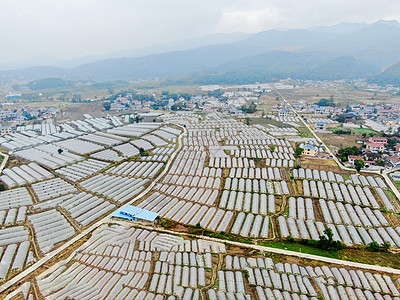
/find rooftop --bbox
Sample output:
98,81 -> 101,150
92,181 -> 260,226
301,144 -> 317,150
367,142 -> 385,147
111,205 -> 158,222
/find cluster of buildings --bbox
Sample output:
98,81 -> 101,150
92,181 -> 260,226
293,103 -> 347,117
289,100 -> 400,125
108,93 -> 201,112
109,93 -> 151,111
0,107 -> 60,127
275,78 -> 400,93
346,137 -> 400,168
108,88 -> 262,115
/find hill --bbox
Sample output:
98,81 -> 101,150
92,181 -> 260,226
368,61 -> 400,86
23,78 -> 73,90
190,52 -> 379,84
1,20 -> 400,85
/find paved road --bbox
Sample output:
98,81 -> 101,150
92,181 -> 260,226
0,125 -> 186,294
276,89 -> 400,205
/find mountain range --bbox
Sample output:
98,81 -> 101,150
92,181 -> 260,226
3,20 -> 400,85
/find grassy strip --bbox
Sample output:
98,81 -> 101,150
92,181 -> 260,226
161,220 -> 400,269
297,126 -> 314,138
258,241 -> 340,259
351,128 -> 379,135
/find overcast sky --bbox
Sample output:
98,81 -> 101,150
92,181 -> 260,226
1,0 -> 400,63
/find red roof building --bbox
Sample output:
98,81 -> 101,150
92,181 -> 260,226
368,137 -> 388,144
366,142 -> 385,152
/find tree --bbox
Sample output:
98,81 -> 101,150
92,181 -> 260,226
362,133 -> 367,138
354,159 -> 365,172
333,129 -> 351,135
139,147 -> 145,156
335,114 -> 346,123
57,148 -> 63,155
317,228 -> 343,251
139,147 -> 149,156
375,159 -> 385,166
387,138 -> 397,148
325,228 -> 334,242
295,147 -> 304,158
367,242 -> 380,252
102,102 -> 111,111
337,146 -> 362,162
241,102 -> 257,114
270,145 -> 276,152
383,241 -> 391,251
246,117 -> 251,126
316,98 -> 336,107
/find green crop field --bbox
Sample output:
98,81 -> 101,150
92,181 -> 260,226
352,128 -> 378,135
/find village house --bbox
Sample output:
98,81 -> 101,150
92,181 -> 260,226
368,137 -> 388,144
334,107 -> 346,114
364,160 -> 376,167
292,102 -> 304,111
323,107 -> 335,114
382,118 -> 397,126
278,109 -> 291,117
394,144 -> 400,156
300,144 -> 318,156
111,103 -> 127,111
0,126 -> 12,136
378,109 -> 393,117
315,122 -> 327,130
348,155 -> 363,165
344,113 -> 356,123
365,150 -> 382,161
306,105 -> 318,113
387,156 -> 400,167
314,107 -> 325,115
366,142 -> 385,152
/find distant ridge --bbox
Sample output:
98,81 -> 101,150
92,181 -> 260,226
1,20 -> 400,85
368,61 -> 400,86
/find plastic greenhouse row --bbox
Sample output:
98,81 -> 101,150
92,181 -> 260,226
0,187 -> 32,210
55,138 -> 104,155
0,162 -> 54,187
79,174 -> 148,204
293,168 -> 387,189
31,178 -> 77,202
28,209 -> 75,253
224,178 -> 290,195
228,167 -> 282,180
278,216 -> 400,248
55,159 -> 110,182
301,180 -> 385,209
106,161 -> 163,178
219,191 -> 276,215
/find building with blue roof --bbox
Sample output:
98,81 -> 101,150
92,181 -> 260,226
315,122 -> 327,130
111,205 -> 159,224
300,144 -> 318,156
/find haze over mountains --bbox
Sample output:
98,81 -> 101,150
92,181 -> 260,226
3,20 -> 400,85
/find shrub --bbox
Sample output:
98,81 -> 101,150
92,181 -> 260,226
367,242 -> 380,252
